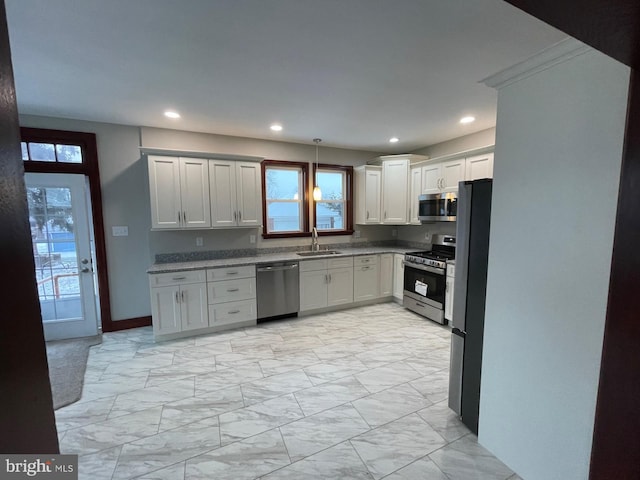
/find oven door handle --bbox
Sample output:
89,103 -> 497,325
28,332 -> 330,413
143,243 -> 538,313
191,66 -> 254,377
403,261 -> 445,276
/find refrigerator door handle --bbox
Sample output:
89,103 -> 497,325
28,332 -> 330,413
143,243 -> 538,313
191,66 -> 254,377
452,327 -> 466,338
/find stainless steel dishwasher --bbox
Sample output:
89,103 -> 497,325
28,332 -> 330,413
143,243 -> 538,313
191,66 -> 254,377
256,262 -> 299,320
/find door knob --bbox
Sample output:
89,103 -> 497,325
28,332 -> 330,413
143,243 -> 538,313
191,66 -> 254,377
81,258 -> 89,264
81,267 -> 90,273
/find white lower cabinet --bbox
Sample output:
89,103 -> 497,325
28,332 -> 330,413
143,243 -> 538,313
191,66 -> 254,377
393,253 -> 404,300
354,255 -> 379,302
149,270 -> 208,336
207,265 -> 257,328
379,254 -> 393,297
299,257 -> 354,311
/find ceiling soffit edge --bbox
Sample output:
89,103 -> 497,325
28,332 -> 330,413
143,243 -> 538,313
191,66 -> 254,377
481,37 -> 590,90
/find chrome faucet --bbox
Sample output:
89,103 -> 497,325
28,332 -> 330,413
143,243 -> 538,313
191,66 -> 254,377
311,227 -> 320,251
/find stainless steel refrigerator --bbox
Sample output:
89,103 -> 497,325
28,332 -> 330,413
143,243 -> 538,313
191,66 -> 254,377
448,178 -> 492,435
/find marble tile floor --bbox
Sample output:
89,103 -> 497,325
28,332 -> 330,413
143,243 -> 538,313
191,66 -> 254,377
56,302 -> 521,480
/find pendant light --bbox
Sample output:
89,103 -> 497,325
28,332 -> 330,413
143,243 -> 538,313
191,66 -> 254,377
313,138 -> 322,201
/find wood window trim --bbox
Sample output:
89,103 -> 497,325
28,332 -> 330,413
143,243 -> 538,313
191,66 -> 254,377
261,159 -> 310,238
312,163 -> 354,236
20,127 -> 116,332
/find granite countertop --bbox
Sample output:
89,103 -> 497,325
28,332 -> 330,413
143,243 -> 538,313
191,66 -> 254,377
148,246 -> 415,274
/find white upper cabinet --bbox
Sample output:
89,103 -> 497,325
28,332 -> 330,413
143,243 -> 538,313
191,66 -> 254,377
441,158 -> 466,192
148,155 -> 211,229
465,153 -> 494,181
421,163 -> 442,195
409,165 -> 422,224
381,159 -> 409,224
210,160 -> 262,228
422,158 -> 466,194
354,166 -> 382,224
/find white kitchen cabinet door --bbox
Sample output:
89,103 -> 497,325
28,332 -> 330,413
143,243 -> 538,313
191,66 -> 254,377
382,159 -> 409,224
236,162 -> 262,226
465,153 -> 494,181
148,155 -> 181,229
209,160 -> 238,228
327,267 -> 354,307
299,270 -> 328,311
355,166 -> 382,224
393,253 -> 404,300
354,264 -> 379,301
150,285 -> 182,335
421,163 -> 442,195
441,158 -> 466,192
180,158 -> 211,228
180,282 -> 209,331
379,254 -> 393,297
409,166 -> 422,224
364,168 -> 382,223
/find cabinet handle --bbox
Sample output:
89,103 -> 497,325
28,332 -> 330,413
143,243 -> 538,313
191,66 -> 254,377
362,259 -> 370,263
238,211 -> 242,222
227,288 -> 240,292
175,291 -> 180,303
226,271 -> 239,275
328,273 -> 332,283
366,210 -> 369,220
178,213 -> 181,225
172,276 -> 186,281
384,211 -> 387,219
183,211 -> 187,223
228,309 -> 240,314
362,266 -> 370,271
181,290 -> 185,302
233,211 -> 237,221
325,274 -> 329,284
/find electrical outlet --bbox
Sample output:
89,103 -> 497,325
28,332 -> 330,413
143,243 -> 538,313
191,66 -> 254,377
249,235 -> 256,244
425,232 -> 431,241
353,230 -> 361,238
196,236 -> 203,247
392,229 -> 397,237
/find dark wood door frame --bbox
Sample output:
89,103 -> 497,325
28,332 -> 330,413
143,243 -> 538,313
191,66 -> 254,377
504,1 -> 640,478
21,127 -> 115,333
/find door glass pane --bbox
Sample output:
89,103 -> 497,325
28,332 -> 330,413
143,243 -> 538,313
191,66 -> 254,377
28,186 -> 82,322
28,142 -> 56,162
56,144 -> 83,163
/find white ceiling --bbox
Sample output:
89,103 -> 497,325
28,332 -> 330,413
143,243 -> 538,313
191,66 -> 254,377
5,0 -> 566,153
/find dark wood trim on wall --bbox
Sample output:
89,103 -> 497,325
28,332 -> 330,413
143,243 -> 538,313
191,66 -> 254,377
109,316 -> 152,331
503,1 -> 640,478
0,0 -> 59,453
21,127 -> 115,332
312,163 -> 354,236
261,159 -> 310,238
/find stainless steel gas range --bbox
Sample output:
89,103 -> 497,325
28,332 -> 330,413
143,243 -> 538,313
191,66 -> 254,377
403,234 -> 455,324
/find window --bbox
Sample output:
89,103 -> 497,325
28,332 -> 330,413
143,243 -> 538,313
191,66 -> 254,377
313,164 -> 353,234
21,141 -> 83,163
262,160 -> 309,237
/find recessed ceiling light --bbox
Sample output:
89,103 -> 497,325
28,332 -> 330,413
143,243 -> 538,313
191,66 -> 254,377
460,116 -> 475,125
270,124 -> 283,131
389,137 -> 399,143
164,111 -> 181,119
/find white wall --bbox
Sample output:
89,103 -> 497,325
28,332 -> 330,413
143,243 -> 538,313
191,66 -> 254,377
412,127 -> 495,159
19,116 -> 391,320
478,48 -> 629,479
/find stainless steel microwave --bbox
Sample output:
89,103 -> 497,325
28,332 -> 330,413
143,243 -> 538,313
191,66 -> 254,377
418,192 -> 457,222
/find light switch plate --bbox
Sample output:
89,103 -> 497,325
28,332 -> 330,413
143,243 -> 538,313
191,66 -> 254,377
112,226 -> 128,237
196,237 -> 203,247
249,235 -> 256,244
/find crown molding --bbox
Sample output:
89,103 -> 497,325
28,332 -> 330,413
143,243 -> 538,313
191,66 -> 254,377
482,37 -> 591,90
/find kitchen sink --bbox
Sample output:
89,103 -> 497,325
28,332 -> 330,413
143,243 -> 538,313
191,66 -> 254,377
296,250 -> 342,256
